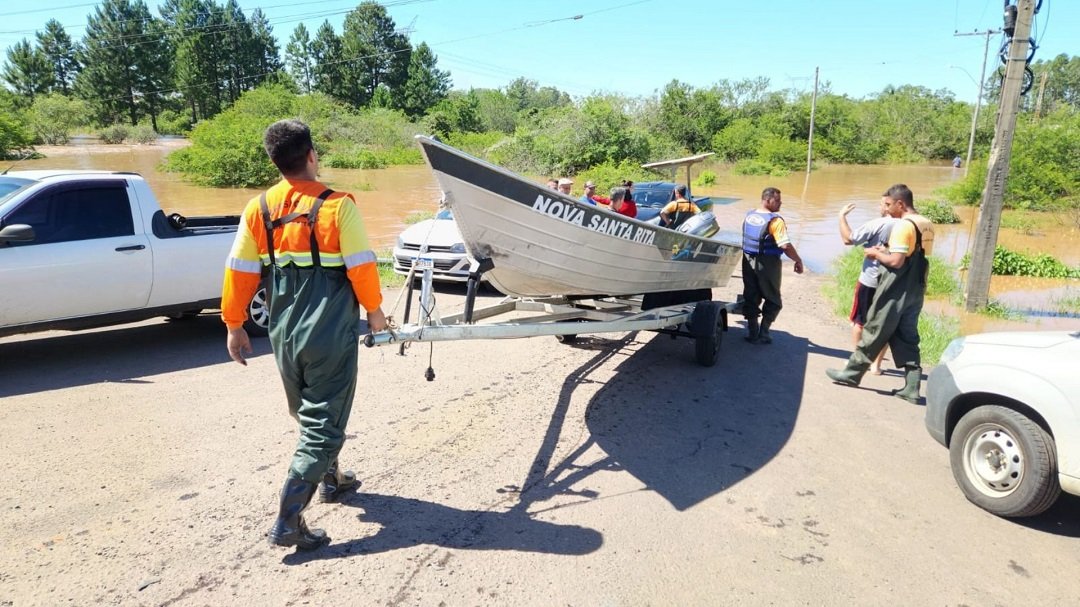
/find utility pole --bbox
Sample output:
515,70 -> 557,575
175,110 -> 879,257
963,0 -> 1036,311
806,66 -> 819,174
954,29 -> 1001,175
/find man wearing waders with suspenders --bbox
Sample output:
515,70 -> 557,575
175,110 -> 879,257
222,119 -> 387,550
827,184 -> 930,404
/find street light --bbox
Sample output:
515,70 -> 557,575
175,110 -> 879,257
950,65 -> 985,174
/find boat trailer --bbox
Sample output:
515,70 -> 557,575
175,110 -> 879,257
364,258 -> 742,373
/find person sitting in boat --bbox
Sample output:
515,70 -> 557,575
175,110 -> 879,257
546,178 -> 558,190
622,180 -> 636,203
609,186 -> 637,218
659,184 -> 700,229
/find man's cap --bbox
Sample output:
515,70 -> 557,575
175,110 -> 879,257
584,181 -> 596,188
558,178 -> 573,186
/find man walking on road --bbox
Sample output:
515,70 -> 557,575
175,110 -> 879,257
221,119 -> 387,550
837,198 -> 900,374
740,187 -> 804,344
827,184 -> 931,403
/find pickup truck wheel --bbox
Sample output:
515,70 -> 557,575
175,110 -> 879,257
243,286 -> 270,337
949,405 -> 1060,518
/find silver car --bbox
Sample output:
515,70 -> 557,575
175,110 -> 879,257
925,331 -> 1080,517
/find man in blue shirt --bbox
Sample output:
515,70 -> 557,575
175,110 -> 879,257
580,181 -> 598,205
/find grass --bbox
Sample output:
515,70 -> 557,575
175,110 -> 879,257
823,247 -> 962,365
1053,293 -> 1080,315
979,299 -> 1022,320
404,210 -> 435,224
376,249 -> 406,289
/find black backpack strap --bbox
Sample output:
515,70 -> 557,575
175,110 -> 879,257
259,193 -> 276,267
307,189 -> 334,268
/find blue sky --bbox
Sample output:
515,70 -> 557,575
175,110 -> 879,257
1,0 -> 1076,103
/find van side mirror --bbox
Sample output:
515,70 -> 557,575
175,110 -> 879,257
0,224 -> 36,244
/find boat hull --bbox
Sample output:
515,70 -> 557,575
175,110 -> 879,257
417,137 -> 743,298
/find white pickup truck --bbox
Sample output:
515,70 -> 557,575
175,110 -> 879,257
0,170 -> 268,338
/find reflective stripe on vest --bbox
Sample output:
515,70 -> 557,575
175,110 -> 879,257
742,211 -> 783,256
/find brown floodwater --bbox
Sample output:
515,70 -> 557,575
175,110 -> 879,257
18,142 -> 1079,333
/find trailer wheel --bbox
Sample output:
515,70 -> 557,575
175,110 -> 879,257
555,333 -> 579,344
691,301 -> 723,367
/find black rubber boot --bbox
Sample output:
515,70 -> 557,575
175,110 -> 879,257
744,316 -> 759,343
893,365 -> 922,404
826,361 -> 870,387
755,319 -> 773,344
268,477 -> 328,550
318,460 -> 358,503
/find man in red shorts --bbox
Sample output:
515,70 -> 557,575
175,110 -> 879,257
837,198 -> 900,374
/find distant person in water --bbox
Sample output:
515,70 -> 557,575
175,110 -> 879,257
952,155 -> 962,168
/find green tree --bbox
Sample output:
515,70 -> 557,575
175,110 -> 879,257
397,42 -> 449,117
340,1 -> 411,107
311,21 -> 347,101
28,93 -> 88,144
36,20 -> 80,95
3,39 -> 53,104
162,0 -> 225,122
285,23 -> 314,93
248,9 -> 282,80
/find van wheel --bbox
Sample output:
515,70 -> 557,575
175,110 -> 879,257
243,285 -> 270,337
949,405 -> 1060,517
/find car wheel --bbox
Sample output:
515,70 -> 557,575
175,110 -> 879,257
243,285 -> 270,337
949,405 -> 1060,517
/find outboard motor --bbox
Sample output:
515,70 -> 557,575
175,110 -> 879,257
676,211 -> 719,239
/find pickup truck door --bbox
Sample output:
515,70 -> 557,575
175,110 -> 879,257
0,180 -> 153,326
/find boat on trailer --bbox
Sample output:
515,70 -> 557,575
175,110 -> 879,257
364,137 -> 746,369
413,136 -> 742,298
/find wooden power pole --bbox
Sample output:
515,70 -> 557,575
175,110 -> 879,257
1035,71 -> 1049,118
806,66 -> 819,174
963,0 -> 1037,311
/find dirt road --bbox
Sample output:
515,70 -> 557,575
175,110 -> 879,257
1,272 -> 1077,606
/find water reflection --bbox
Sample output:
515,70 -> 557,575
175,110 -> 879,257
18,142 -> 1078,332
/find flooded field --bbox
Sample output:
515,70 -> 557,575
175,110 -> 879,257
19,141 -> 1079,333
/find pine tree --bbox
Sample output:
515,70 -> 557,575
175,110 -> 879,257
311,21 -> 346,101
285,23 -> 314,93
36,20 -> 80,95
3,39 -> 54,104
341,1 -> 411,107
249,9 -> 282,82
162,0 -> 225,122
398,42 -> 449,117
76,0 -> 160,125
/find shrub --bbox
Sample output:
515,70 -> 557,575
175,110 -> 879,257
919,199 -> 960,224
572,160 -> 654,196
156,109 -> 193,136
29,94 -> 88,145
446,131 -> 506,157
99,124 -> 130,144
324,148 -> 388,170
962,246 -> 1080,279
0,110 -> 34,159
694,170 -> 717,187
130,124 -> 158,145
731,159 -> 774,175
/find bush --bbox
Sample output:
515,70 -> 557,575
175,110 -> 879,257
694,170 -> 717,187
962,246 -> 1080,279
99,124 -> 129,144
156,109 -> 193,136
572,160 -> 654,196
130,124 -> 158,145
29,94 -> 88,145
446,131 -> 506,157
919,200 -> 960,224
324,147 -> 387,170
0,110 -> 34,159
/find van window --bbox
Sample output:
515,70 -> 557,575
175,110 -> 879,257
5,185 -> 133,245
